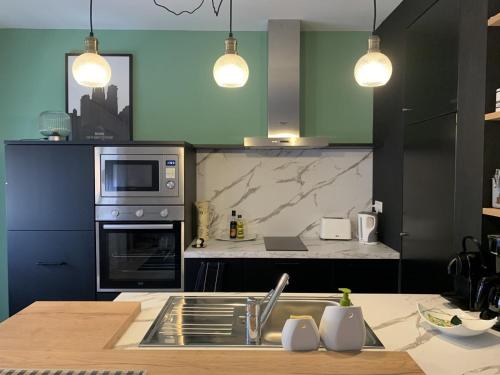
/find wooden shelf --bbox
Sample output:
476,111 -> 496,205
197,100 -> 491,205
483,208 -> 500,218
489,12 -> 500,26
485,112 -> 500,121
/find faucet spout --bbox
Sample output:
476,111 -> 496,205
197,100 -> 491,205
246,273 -> 289,345
260,273 -> 289,326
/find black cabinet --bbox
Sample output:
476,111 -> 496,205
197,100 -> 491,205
374,0 -> 487,293
5,145 -> 94,230
8,230 -> 95,314
404,0 -> 459,124
333,260 -> 399,293
185,258 -> 398,293
184,259 -> 244,292
401,114 -> 457,293
244,260 -> 334,293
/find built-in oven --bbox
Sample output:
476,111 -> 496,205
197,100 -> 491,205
95,146 -> 185,205
96,205 -> 184,292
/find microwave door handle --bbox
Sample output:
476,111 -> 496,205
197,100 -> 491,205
102,224 -> 174,230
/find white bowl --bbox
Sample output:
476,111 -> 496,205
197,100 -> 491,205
417,303 -> 497,337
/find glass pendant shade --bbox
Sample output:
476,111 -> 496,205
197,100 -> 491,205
354,35 -> 392,87
72,36 -> 111,88
213,37 -> 249,88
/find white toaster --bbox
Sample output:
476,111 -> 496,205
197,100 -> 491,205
320,217 -> 352,240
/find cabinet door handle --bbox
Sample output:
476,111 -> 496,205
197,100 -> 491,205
399,232 -> 409,237
36,261 -> 67,266
402,108 -> 413,112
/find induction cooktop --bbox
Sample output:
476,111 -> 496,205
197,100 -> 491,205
264,236 -> 308,251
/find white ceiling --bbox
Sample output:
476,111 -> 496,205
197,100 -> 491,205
0,0 -> 403,31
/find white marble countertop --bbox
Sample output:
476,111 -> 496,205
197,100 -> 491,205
114,292 -> 500,375
185,237 -> 400,259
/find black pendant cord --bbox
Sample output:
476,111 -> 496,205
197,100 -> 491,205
372,0 -> 377,33
229,0 -> 233,37
153,0 -> 225,17
89,0 -> 94,36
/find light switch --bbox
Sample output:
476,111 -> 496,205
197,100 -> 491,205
374,200 -> 383,213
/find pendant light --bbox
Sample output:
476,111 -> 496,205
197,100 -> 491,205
354,0 -> 392,87
213,0 -> 249,88
72,0 -> 111,88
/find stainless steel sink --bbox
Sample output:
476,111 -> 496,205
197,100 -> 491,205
140,296 -> 383,348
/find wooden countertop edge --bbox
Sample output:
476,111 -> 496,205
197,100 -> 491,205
0,349 -> 425,375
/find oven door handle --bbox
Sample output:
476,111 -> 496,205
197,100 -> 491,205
102,224 -> 174,230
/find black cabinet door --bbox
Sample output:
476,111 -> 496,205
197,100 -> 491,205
404,0 -> 459,124
244,260 -> 334,293
184,259 -> 244,292
8,230 -> 95,315
401,113 -> 456,293
333,260 -> 399,293
5,145 -> 94,230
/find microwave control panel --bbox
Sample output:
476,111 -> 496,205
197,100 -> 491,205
165,158 -> 177,190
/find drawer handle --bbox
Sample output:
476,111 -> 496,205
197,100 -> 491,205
275,262 -> 301,266
36,261 -> 67,266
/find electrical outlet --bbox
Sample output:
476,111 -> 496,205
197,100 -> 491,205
374,200 -> 383,213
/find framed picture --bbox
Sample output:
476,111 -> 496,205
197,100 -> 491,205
65,53 -> 133,141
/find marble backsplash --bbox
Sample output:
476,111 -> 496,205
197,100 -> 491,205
196,149 -> 373,238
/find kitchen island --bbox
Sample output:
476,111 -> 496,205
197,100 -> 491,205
0,293 -> 498,375
114,292 -> 500,374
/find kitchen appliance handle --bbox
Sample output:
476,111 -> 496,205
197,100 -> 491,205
102,224 -> 174,230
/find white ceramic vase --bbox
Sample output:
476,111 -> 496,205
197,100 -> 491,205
319,305 -> 366,351
281,317 -> 320,352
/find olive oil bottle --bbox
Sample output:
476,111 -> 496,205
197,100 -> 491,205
236,214 -> 245,239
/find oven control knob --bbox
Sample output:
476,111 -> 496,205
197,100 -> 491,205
135,209 -> 144,218
166,180 -> 176,189
160,209 -> 169,218
111,209 -> 120,218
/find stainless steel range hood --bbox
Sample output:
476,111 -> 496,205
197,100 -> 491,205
244,20 -> 329,149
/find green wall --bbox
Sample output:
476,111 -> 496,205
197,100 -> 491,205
0,28 -> 372,318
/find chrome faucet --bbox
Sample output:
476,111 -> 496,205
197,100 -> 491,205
246,273 -> 290,344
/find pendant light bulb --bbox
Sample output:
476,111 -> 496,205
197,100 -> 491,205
213,0 -> 249,88
354,0 -> 392,87
354,35 -> 392,87
213,36 -> 249,88
72,36 -> 111,88
72,0 -> 111,88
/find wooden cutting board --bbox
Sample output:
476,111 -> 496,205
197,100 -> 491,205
0,301 -> 140,351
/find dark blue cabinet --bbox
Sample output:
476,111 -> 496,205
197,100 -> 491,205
5,145 -> 94,231
5,143 -> 96,315
8,230 -> 95,314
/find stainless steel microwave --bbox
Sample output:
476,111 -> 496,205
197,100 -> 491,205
95,146 -> 185,205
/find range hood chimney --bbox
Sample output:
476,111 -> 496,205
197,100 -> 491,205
244,20 -> 329,149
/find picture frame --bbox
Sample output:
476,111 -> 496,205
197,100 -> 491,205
65,53 -> 133,141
